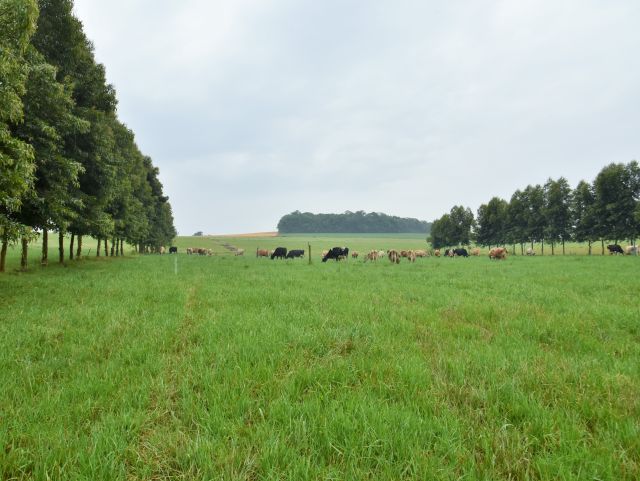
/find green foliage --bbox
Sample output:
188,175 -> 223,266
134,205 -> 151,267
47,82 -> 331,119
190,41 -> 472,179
278,211 -> 430,234
429,206 -> 474,248
476,197 -> 508,247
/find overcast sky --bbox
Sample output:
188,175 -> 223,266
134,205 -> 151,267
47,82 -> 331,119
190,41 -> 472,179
73,0 -> 639,235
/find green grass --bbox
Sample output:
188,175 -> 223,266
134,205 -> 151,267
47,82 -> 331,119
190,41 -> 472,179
1,237 -> 639,480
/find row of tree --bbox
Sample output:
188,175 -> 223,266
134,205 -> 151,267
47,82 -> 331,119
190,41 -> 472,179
430,162 -> 640,254
277,210 -> 431,234
0,0 -> 176,271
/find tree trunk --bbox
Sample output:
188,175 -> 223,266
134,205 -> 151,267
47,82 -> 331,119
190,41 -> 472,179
110,237 -> 115,257
562,240 -> 565,255
541,239 -> 544,256
120,239 -> 124,256
58,230 -> 64,264
20,236 -> 28,271
520,243 -> 524,256
601,239 -> 605,256
69,233 -> 75,260
97,238 -> 101,257
104,238 -> 108,257
0,237 -> 7,272
588,240 -> 592,256
76,235 -> 82,259
41,229 -> 48,266
551,241 -> 554,256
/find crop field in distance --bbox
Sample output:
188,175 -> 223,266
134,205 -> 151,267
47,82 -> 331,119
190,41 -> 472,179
1,234 -> 638,480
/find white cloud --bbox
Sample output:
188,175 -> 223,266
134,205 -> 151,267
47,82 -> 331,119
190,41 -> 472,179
73,0 -> 640,234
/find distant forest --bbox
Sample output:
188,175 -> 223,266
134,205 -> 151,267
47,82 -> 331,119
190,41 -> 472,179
277,211 -> 431,234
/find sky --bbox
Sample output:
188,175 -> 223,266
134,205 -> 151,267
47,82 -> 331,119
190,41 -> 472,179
72,0 -> 640,235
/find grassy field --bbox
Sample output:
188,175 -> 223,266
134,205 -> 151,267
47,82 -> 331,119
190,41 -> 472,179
1,235 -> 639,480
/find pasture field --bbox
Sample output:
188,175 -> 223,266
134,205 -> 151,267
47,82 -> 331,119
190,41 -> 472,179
1,236 -> 639,480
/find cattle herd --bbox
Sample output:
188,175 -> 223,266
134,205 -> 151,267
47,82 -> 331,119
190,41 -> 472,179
157,243 -> 639,260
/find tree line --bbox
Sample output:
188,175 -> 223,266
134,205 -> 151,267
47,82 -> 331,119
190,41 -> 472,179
0,0 -> 176,272
277,211 -> 431,234
429,161 -> 640,254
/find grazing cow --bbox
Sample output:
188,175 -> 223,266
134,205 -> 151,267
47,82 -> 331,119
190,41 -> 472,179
388,250 -> 401,264
607,244 -> 624,255
187,248 -> 193,255
526,247 -> 535,256
470,248 -> 480,256
625,245 -> 638,255
400,250 -> 409,258
159,246 -> 166,254
321,250 -> 329,258
322,247 -> 349,262
378,250 -> 385,258
351,251 -> 359,259
453,248 -> 469,257
414,249 -> 429,258
169,246 -> 178,254
407,250 -> 417,262
489,247 -> 507,260
444,249 -> 455,257
271,247 -> 287,260
434,249 -> 441,257
256,249 -> 270,258
364,250 -> 378,262
286,249 -> 305,259
235,248 -> 245,256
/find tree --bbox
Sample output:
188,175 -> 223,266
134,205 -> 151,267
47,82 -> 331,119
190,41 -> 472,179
572,180 -> 597,255
524,184 -> 546,253
475,197 -> 508,248
506,190 -> 529,255
0,0 -> 38,271
543,177 -> 572,254
593,162 -> 639,251
448,205 -> 475,246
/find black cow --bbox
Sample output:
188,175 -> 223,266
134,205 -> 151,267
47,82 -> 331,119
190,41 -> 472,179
169,246 -> 178,254
286,249 -> 305,259
322,247 -> 349,262
271,247 -> 287,259
453,248 -> 469,257
607,244 -> 624,255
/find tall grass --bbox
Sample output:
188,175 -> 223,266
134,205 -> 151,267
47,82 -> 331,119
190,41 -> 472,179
1,245 -> 638,480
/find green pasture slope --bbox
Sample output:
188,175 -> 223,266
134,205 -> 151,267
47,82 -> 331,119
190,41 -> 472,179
1,236 -> 638,480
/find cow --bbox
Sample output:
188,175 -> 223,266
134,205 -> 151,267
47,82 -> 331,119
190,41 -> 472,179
187,248 -> 193,255
321,250 -> 329,258
169,246 -> 178,254
351,251 -> 359,259
407,250 -> 417,262
526,247 -> 535,256
414,249 -> 429,257
378,250 -> 385,258
271,247 -> 287,259
322,247 -> 349,262
235,248 -> 245,256
400,250 -> 409,258
286,249 -> 305,259
444,249 -> 455,257
159,246 -> 166,254
256,249 -> 270,258
388,249 -> 401,264
364,250 -> 378,262
470,248 -> 480,256
607,244 -> 624,255
453,248 -> 469,257
625,245 -> 638,255
434,249 -> 441,257
489,247 -> 507,260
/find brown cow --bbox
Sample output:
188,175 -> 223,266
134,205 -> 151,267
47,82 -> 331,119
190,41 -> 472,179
351,251 -> 359,259
407,250 -> 417,262
388,250 -> 401,264
400,250 -> 409,258
434,249 -> 440,257
489,247 -> 507,260
364,250 -> 378,262
414,249 -> 429,257
470,248 -> 480,256
256,249 -> 270,257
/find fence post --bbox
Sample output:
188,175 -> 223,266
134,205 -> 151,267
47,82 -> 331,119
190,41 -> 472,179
308,243 -> 311,265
